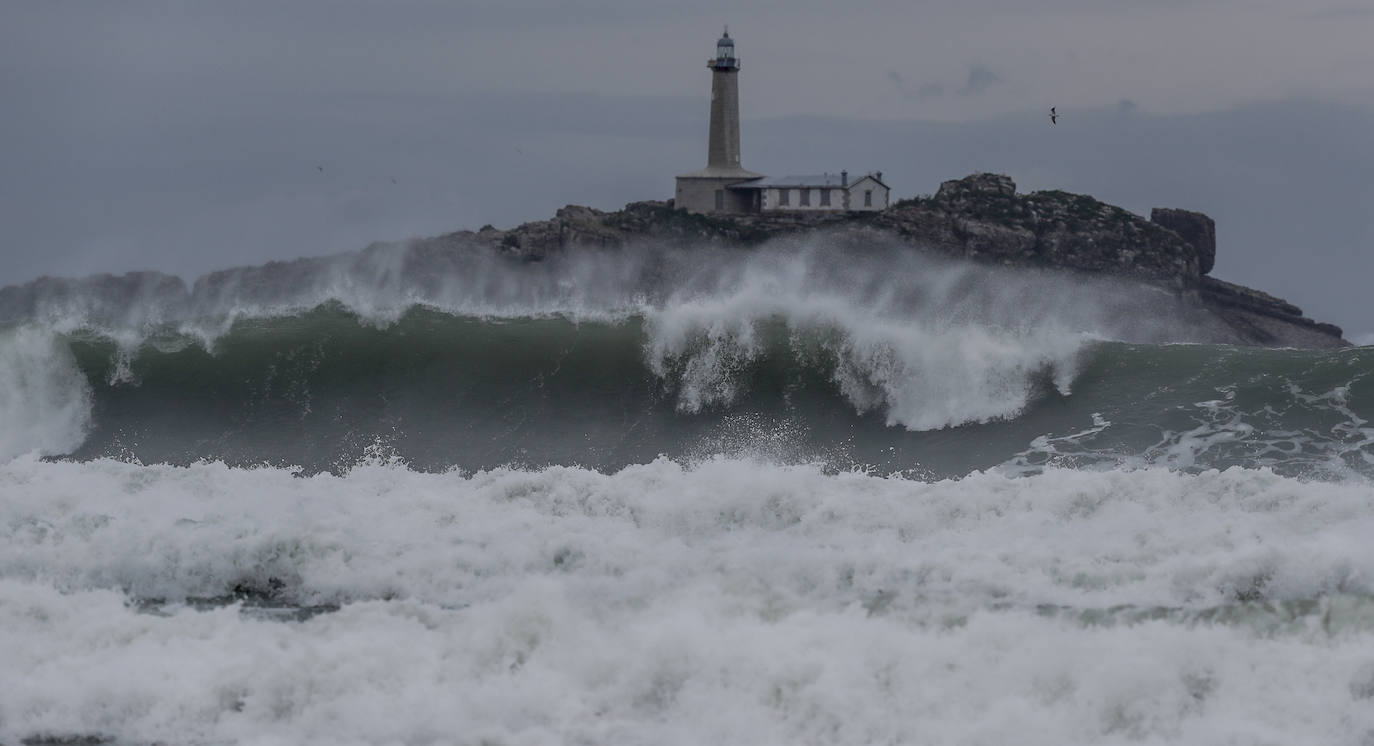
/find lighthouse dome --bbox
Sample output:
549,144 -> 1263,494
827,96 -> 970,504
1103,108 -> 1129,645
715,29 -> 735,61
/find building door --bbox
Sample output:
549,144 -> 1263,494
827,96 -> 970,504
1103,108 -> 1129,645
715,190 -> 725,211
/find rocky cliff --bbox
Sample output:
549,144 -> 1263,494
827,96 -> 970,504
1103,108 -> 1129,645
0,174 -> 1347,349
432,173 -> 1344,348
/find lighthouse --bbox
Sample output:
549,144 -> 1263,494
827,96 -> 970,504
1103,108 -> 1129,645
672,29 -> 889,214
707,29 -> 743,171
674,28 -> 763,213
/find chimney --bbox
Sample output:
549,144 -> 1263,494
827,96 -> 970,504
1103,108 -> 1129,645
841,170 -> 848,186
875,171 -> 882,182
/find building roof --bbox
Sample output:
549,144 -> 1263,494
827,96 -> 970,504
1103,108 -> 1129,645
676,167 -> 764,180
748,173 -> 847,188
735,172 -> 889,189
849,172 -> 890,190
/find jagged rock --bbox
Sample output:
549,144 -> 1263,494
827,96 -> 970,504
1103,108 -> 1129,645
876,176 -> 1200,292
1152,208 -> 1217,275
1202,277 -> 1303,318
1198,276 -> 1342,346
421,173 -> 1344,348
936,172 -> 1016,203
553,205 -> 624,250
954,218 -> 1038,261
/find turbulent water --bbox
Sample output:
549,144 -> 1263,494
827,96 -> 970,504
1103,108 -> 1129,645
2,240 -> 1373,745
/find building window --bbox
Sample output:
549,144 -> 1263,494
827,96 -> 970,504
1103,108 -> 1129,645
820,189 -> 831,207
864,190 -> 873,207
800,189 -> 810,206
715,190 -> 724,210
778,188 -> 790,206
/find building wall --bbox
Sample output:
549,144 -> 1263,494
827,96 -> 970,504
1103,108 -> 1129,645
679,178 -> 889,214
761,187 -> 845,212
675,177 -> 757,214
845,178 -> 889,211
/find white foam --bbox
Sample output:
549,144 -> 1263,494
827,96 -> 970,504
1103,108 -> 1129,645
640,243 -> 1166,429
2,457 -> 1373,744
0,240 -> 1205,459
0,327 -> 92,461
1004,362 -> 1374,479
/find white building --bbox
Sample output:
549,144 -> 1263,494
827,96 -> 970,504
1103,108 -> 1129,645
740,171 -> 890,213
674,30 -> 889,215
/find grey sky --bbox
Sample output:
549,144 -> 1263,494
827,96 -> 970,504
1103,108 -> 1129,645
2,0 -> 1372,335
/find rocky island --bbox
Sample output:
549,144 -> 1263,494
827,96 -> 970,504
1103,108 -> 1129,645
0,173 -> 1347,350
433,173 -> 1346,349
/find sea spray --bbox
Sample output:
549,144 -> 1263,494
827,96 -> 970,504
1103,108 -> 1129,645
0,241 -> 1200,465
638,248 -> 1098,429
1,239 -> 1204,345
2,239 -> 1373,745
0,239 -> 1366,475
0,326 -> 92,460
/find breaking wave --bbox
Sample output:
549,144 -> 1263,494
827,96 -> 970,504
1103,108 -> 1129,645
0,239 -> 1273,471
3,237 -> 1374,745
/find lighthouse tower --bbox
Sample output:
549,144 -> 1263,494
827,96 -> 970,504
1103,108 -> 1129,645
707,29 -> 743,171
675,28 -> 763,213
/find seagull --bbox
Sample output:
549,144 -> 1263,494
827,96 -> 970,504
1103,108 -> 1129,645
1049,107 -> 1058,125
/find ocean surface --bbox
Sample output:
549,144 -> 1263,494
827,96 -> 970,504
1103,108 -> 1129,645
2,241 -> 1372,745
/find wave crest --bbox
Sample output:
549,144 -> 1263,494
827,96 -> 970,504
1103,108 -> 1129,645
0,238 -> 1308,467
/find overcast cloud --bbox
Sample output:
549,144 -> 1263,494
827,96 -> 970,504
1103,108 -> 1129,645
2,0 -> 1372,334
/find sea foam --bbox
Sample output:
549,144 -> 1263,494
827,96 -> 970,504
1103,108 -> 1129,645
2,457 -> 1373,744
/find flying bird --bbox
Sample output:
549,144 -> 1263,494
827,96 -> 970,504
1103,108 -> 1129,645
1049,107 -> 1058,125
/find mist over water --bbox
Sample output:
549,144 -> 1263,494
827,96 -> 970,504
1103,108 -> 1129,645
1,237 -> 1232,468
2,236 -> 1373,744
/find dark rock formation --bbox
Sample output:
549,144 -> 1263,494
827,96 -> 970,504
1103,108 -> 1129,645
435,201 -> 777,259
1151,208 -> 1217,275
469,175 -> 1199,293
0,173 -> 1344,349
936,172 -> 1016,202
1200,277 -> 1344,347
879,178 -> 1201,293
442,172 -> 1343,348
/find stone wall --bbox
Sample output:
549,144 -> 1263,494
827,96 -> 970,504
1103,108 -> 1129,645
675,176 -> 756,214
